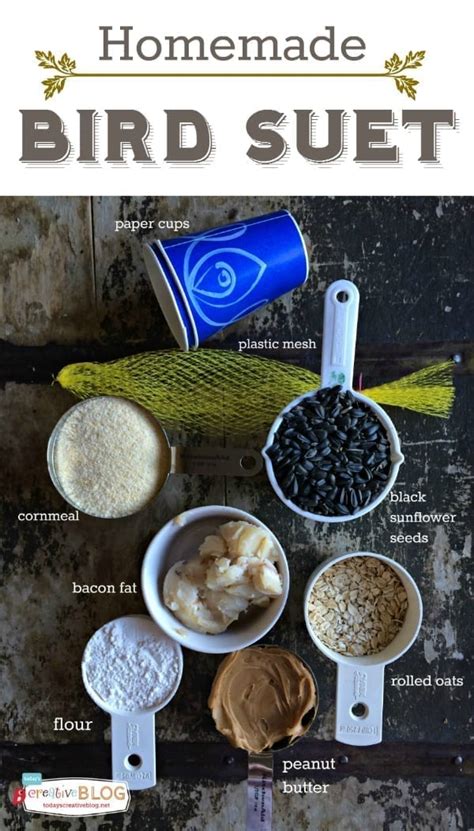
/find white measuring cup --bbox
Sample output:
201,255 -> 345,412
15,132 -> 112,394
263,279 -> 404,522
82,615 -> 183,790
304,552 -> 422,746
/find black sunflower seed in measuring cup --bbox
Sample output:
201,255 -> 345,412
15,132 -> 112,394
270,387 -> 392,517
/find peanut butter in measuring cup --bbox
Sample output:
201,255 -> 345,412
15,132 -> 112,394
209,645 -> 318,830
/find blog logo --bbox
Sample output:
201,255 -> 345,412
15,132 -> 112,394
20,778 -> 130,817
22,772 -> 42,785
11,787 -> 26,806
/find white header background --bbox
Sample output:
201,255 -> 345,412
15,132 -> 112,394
1,0 -> 472,195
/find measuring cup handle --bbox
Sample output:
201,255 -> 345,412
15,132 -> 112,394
247,752 -> 273,831
170,446 -> 263,477
320,280 -> 360,390
335,663 -> 385,746
111,712 -> 156,790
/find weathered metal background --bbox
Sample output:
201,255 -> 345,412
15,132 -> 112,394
0,196 -> 472,830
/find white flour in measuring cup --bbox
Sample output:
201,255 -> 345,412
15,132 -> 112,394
82,618 -> 181,712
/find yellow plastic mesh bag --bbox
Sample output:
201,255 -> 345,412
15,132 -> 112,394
56,351 -> 455,436
364,360 -> 456,417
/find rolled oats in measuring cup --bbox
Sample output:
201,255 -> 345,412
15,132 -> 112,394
263,280 -> 404,522
304,552 -> 422,746
47,396 -> 262,519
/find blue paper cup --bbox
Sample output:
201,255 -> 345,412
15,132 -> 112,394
143,210 -> 309,350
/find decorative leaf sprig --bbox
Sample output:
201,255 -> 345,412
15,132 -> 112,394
35,48 -> 426,100
35,51 -> 76,100
384,50 -> 426,100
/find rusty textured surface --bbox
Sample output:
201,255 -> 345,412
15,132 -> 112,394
1,196 -> 473,829
0,197 -> 97,346
2,776 -> 472,830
